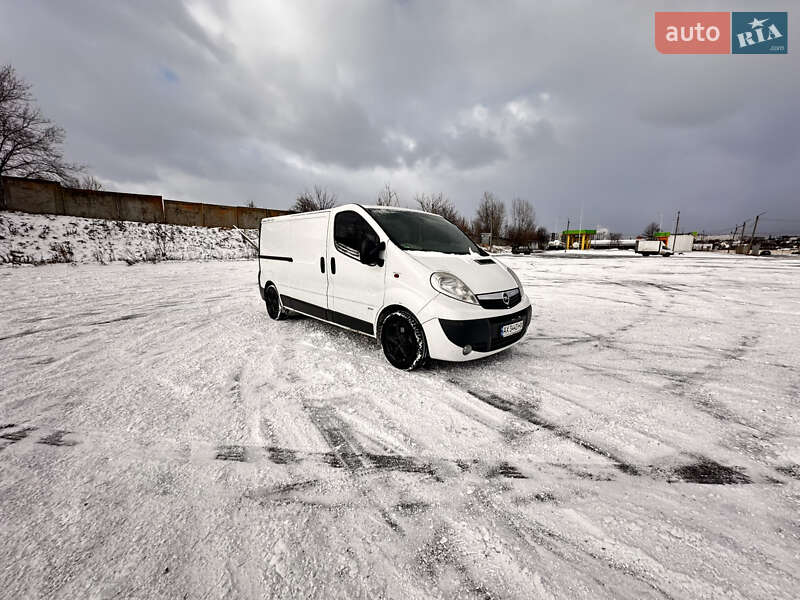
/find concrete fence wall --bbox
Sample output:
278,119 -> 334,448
2,177 -> 63,214
202,202 -> 238,229
163,199 -> 203,226
1,175 -> 290,228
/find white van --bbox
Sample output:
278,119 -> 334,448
258,204 -> 532,370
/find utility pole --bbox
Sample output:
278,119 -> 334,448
672,210 -> 680,251
738,221 -> 747,251
747,212 -> 766,255
565,219 -> 570,253
489,208 -> 493,253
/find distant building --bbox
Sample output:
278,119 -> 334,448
562,229 -> 596,250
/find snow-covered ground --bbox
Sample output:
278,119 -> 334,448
1,254 -> 799,599
0,211 -> 257,264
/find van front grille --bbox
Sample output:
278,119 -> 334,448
476,288 -> 521,310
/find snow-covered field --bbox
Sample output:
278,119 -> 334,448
1,253 -> 799,599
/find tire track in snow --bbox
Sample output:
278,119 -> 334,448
447,382 -> 760,485
476,345 -> 765,476
473,488 -> 678,600
415,524 -> 498,600
306,406 -> 366,471
0,421 -> 769,486
0,313 -> 148,342
448,380 -> 641,476
0,425 -> 37,446
300,406 -> 509,597
36,429 -> 77,447
310,405 -> 409,533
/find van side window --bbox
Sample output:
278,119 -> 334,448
334,211 -> 379,260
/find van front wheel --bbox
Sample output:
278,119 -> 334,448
380,310 -> 428,370
264,284 -> 286,320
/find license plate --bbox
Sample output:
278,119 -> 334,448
500,320 -> 524,338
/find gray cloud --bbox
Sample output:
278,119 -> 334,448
1,0 -> 798,235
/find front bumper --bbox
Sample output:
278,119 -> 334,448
422,303 -> 532,362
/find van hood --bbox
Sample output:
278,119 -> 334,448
406,251 -> 517,295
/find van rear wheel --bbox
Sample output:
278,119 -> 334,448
264,284 -> 286,320
380,310 -> 428,370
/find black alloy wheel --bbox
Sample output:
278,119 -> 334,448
380,310 -> 428,370
265,284 -> 285,320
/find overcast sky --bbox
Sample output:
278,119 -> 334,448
1,1 -> 798,235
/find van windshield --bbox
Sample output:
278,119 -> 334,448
367,209 -> 485,255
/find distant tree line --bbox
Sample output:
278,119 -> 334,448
292,183 -> 549,247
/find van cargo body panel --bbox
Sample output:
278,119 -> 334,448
260,212 -> 330,311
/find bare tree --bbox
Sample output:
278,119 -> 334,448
506,197 -> 536,246
415,192 -> 471,234
642,222 -> 660,238
415,192 -> 456,220
376,182 -> 399,206
610,232 -> 622,241
293,193 -> 317,213
0,65 -> 84,195
473,191 -> 505,240
293,185 -> 337,212
533,226 -> 549,250
64,175 -> 103,191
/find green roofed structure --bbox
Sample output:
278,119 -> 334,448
561,229 -> 596,250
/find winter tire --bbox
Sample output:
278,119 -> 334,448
380,309 -> 428,370
264,284 -> 286,320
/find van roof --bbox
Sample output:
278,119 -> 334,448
261,203 -> 432,221
360,204 -> 428,214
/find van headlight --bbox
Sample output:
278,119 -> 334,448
430,272 -> 479,305
506,266 -> 524,293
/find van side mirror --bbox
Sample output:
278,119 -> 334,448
360,239 -> 385,266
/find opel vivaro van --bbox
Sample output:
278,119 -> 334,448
258,204 -> 532,369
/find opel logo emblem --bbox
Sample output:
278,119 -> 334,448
502,292 -> 509,306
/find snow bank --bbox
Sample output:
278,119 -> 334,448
0,210 -> 257,264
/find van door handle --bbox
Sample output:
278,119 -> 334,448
320,257 -> 325,273
330,257 -> 336,274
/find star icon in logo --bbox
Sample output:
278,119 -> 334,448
748,16 -> 768,29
